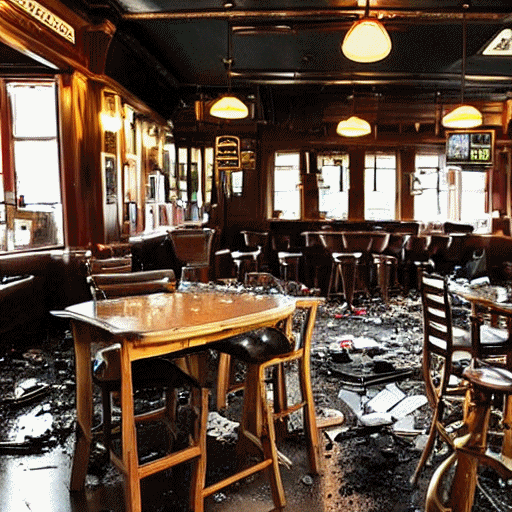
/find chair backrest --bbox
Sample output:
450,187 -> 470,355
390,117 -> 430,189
420,272 -> 454,402
88,269 -> 176,300
168,228 -> 215,268
294,298 -> 321,353
88,255 -> 132,275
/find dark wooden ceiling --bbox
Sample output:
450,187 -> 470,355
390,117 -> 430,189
4,1 -> 512,126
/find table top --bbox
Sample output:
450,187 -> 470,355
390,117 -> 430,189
52,289 -> 296,342
451,282 -> 512,316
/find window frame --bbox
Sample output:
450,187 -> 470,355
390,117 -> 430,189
1,79 -> 64,253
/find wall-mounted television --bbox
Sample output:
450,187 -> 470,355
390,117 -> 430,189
445,130 -> 494,167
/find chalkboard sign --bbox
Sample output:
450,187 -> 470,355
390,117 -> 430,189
446,130 -> 494,167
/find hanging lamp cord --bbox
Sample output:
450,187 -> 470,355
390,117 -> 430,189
461,5 -> 468,104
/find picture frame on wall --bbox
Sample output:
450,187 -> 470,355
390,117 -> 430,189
103,153 -> 117,204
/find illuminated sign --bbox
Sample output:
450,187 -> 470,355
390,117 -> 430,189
445,130 -> 494,167
7,0 -> 75,44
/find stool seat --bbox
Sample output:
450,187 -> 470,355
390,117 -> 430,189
463,362 -> 512,392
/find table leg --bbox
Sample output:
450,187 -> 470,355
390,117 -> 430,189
120,343 -> 141,512
70,322 -> 94,491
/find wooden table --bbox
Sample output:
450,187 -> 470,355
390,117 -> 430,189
52,289 -> 296,511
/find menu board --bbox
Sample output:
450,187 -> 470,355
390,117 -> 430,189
446,131 -> 494,166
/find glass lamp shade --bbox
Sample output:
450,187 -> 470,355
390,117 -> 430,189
336,116 -> 372,137
442,105 -> 483,129
342,18 -> 392,63
209,94 -> 249,119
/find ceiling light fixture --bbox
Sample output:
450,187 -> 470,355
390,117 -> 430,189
341,0 -> 391,63
336,116 -> 372,137
336,93 -> 372,137
210,24 -> 248,120
442,5 -> 482,129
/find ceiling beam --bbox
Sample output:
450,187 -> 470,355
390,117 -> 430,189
123,9 -> 509,22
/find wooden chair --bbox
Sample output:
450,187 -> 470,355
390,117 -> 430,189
411,272 -> 509,485
215,297 -> 323,474
86,269 -> 211,512
168,227 -> 215,283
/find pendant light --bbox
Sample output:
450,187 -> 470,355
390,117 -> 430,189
341,0 -> 391,63
336,94 -> 372,137
210,24 -> 248,119
442,6 -> 482,129
337,116 -> 372,137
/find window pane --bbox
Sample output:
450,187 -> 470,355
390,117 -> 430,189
460,170 -> 490,232
414,153 -> 447,221
318,153 -> 349,219
364,153 -> 396,220
274,152 -> 300,220
9,84 -> 57,138
14,140 -> 61,204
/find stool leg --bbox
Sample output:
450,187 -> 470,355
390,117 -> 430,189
272,363 -> 288,440
339,258 -> 356,308
216,353 -> 232,410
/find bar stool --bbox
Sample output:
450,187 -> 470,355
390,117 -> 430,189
403,234 -> 433,292
367,232 -> 390,302
214,298 -> 323,474
425,362 -> 512,512
230,231 -> 269,282
271,233 -> 303,283
320,231 -> 372,308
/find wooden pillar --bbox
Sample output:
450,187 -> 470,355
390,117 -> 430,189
348,149 -> 365,220
399,148 -> 416,220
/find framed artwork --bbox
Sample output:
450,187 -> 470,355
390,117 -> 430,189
103,154 -> 117,204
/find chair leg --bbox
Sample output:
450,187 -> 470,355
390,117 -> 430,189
299,357 -> 321,474
410,401 -> 442,485
259,384 -> 287,510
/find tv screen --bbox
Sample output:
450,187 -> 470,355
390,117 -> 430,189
445,130 -> 494,167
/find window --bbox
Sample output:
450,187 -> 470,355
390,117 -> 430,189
414,150 -> 490,232
317,152 -> 349,219
2,82 -> 63,251
414,152 -> 447,221
273,151 -> 300,220
364,152 -> 396,220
